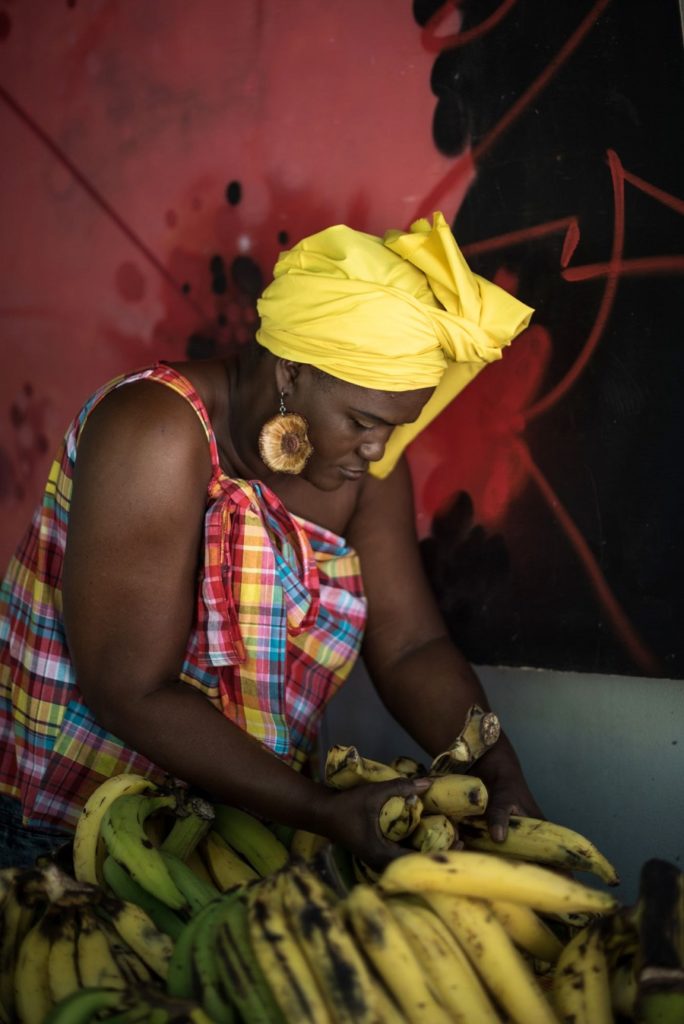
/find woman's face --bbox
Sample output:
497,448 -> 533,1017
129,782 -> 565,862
290,366 -> 434,491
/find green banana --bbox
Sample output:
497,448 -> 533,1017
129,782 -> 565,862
212,805 -> 290,876
189,897 -> 238,1023
42,987 -> 127,1024
101,792 -> 187,910
103,855 -> 185,940
161,795 -> 215,860
159,849 -> 220,913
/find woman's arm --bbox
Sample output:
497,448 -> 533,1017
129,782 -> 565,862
61,382 -> 419,866
347,457 -> 543,839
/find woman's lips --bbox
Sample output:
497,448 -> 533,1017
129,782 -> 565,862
339,465 -> 367,480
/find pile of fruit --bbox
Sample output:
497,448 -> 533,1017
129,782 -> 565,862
0,706 -> 681,1023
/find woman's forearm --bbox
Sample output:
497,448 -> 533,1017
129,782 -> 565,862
96,681 -> 330,832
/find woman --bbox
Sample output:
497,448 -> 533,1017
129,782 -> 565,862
0,212 -> 540,869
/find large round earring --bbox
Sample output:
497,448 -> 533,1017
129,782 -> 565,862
258,391 -> 313,474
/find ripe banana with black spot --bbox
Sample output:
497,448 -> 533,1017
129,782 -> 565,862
288,828 -> 330,861
552,921 -> 613,1023
430,704 -> 500,774
424,893 -> 559,1024
408,814 -> 455,853
378,849 -> 620,915
459,814 -> 620,885
489,898 -> 564,963
325,746 -> 401,788
379,793 -> 423,841
279,862 -> 378,1023
212,805 -> 290,876
103,893 -> 175,979
102,854 -> 185,940
75,904 -> 128,990
13,917 -> 54,1024
45,905 -> 81,1003
246,874 -> 330,1023
421,774 -> 488,819
344,882 -> 451,1024
390,755 -> 426,778
386,894 -> 499,1023
73,772 -> 157,885
201,829 -> 259,891
101,792 -> 187,910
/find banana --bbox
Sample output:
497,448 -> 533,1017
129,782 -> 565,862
344,883 -> 451,1024
489,898 -> 565,962
289,829 -> 330,861
101,792 -> 187,910
408,814 -> 455,853
379,794 -> 423,841
459,814 -> 620,885
189,896 -> 239,1023
279,862 -> 378,1023
201,830 -> 259,891
13,918 -> 54,1024
390,755 -> 426,778
166,909 -> 207,1001
42,987 -> 126,1024
430,704 -> 500,774
610,957 -> 638,1018
102,854 -> 185,940
0,871 -> 25,1020
421,774 -> 488,819
45,906 -> 81,1003
73,772 -> 157,885
97,917 -> 153,986
213,887 -> 285,1024
212,805 -> 290,877
325,746 -> 401,789
158,849 -> 220,912
246,874 -> 330,1023
160,794 -> 215,860
378,849 -> 620,915
186,845 -> 219,886
386,894 -> 499,1023
425,893 -> 559,1024
75,905 -> 127,990
552,921 -> 613,1023
103,893 -> 175,979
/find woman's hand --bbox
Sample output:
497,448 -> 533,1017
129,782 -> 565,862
476,737 -> 545,842
314,777 -> 433,872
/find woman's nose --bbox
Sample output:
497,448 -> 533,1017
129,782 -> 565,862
358,437 -> 387,462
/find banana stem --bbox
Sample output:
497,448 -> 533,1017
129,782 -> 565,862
161,797 -> 215,860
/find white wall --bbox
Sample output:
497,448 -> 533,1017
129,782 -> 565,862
320,663 -> 684,906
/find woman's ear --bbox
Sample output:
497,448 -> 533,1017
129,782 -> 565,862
275,359 -> 301,396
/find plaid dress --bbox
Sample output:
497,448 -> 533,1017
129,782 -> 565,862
0,364 -> 367,829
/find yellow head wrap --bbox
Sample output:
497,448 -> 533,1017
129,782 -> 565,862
256,211 -> 533,478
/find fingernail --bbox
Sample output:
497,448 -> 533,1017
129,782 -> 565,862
412,778 -> 432,791
491,825 -> 505,843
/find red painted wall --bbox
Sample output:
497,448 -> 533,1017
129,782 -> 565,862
1,1 -> 682,677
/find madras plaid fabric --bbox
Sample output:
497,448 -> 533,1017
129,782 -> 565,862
0,364 -> 367,829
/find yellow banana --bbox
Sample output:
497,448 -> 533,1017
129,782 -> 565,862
76,905 -> 127,990
246,875 -> 330,1023
425,893 -> 558,1024
421,775 -> 488,819
610,958 -> 637,1018
379,794 -> 423,841
201,829 -> 259,890
408,814 -> 455,853
13,919 -> 54,1024
45,906 -> 81,1003
386,895 -> 499,1023
430,704 -> 500,774
390,755 -> 426,778
279,862 -> 379,1023
343,883 -> 451,1024
324,745 -> 401,789
72,771 -> 156,885
212,805 -> 290,876
101,792 -> 187,910
552,922 -> 613,1023
105,894 -> 175,979
459,814 -> 620,885
288,829 -> 330,861
489,898 -> 564,963
186,845 -> 218,886
378,849 -> 619,915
